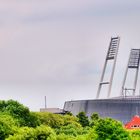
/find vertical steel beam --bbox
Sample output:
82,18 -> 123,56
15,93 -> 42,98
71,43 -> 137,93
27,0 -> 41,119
121,50 -> 131,96
121,49 -> 140,96
133,51 -> 140,96
96,46 -> 110,99
133,67 -> 139,95
107,37 -> 120,98
96,37 -> 120,99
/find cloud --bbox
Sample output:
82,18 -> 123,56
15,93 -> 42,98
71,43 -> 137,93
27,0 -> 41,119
0,0 -> 140,110
0,0 -> 140,25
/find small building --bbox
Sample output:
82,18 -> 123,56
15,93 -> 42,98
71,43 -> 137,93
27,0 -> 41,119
40,108 -> 65,114
125,115 -> 140,129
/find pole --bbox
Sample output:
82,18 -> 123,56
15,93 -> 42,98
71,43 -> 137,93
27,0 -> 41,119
45,96 -> 47,109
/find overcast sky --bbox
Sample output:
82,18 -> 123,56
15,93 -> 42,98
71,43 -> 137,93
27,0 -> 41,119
0,0 -> 140,111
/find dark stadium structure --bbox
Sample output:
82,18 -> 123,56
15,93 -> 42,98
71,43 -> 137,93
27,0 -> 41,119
63,37 -> 140,124
64,96 -> 140,124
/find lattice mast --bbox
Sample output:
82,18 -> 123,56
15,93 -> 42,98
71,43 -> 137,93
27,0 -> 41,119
96,37 -> 120,99
121,49 -> 140,96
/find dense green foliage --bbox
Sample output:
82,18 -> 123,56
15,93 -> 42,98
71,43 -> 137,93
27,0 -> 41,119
129,130 -> 140,140
90,112 -> 99,127
6,125 -> 56,140
0,100 -> 40,127
0,99 -> 139,140
0,113 -> 16,139
76,111 -> 89,127
94,118 -> 130,140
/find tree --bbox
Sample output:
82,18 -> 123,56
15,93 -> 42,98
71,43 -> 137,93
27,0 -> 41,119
36,112 -> 64,128
57,134 -> 75,140
85,128 -> 97,140
90,113 -> 99,121
56,124 -> 83,136
0,100 -> 40,127
90,113 -> 99,127
94,118 -> 131,140
63,114 -> 79,126
26,112 -> 41,127
0,113 -> 17,140
65,111 -> 73,116
76,112 -> 89,127
6,125 -> 56,140
129,129 -> 140,140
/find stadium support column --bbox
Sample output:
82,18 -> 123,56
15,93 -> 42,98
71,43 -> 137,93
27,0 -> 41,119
96,37 -> 120,99
121,49 -> 140,96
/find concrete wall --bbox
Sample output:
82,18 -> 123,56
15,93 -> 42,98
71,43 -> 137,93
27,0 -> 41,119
63,98 -> 140,124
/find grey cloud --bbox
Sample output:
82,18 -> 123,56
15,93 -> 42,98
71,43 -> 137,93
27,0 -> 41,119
0,0 -> 140,25
0,0 -> 140,110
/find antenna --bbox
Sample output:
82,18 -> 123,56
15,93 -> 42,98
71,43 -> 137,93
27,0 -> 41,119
121,49 -> 140,96
96,37 -> 120,99
45,96 -> 47,109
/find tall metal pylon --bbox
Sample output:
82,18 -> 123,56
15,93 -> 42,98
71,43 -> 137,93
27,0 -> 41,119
121,49 -> 140,96
96,37 -> 120,99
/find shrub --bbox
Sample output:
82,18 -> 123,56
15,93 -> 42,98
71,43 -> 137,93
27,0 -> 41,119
36,112 -> 64,128
56,124 -> 83,136
6,125 -> 56,140
63,114 -> 79,126
0,100 -> 40,127
0,113 -> 17,140
128,129 -> 140,140
76,112 -> 89,127
94,118 -> 130,140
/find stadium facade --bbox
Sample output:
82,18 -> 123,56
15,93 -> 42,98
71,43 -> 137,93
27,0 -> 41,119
63,37 -> 140,123
64,97 -> 140,123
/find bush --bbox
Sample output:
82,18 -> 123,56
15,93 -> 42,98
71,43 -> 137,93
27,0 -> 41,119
63,114 -> 79,126
0,100 -> 40,127
25,112 -> 41,127
6,125 -> 56,140
0,113 -> 17,140
85,128 -> 97,140
56,128 -> 97,140
56,134 -> 75,140
129,129 -> 140,140
56,124 -> 83,136
90,113 -> 99,127
36,112 -> 64,128
94,118 -> 130,140
76,112 -> 89,127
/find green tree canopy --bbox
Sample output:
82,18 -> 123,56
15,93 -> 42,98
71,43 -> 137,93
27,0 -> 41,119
56,124 -> 83,136
94,118 -> 130,140
36,112 -> 64,128
6,125 -> 56,140
76,112 -> 89,127
90,113 -> 99,121
0,100 -> 40,127
90,113 -> 100,127
0,113 -> 17,140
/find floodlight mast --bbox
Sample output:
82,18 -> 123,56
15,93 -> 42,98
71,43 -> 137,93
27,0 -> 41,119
121,49 -> 140,96
96,37 -> 120,99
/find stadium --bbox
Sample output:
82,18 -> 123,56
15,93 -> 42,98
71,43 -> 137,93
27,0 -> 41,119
63,37 -> 140,123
